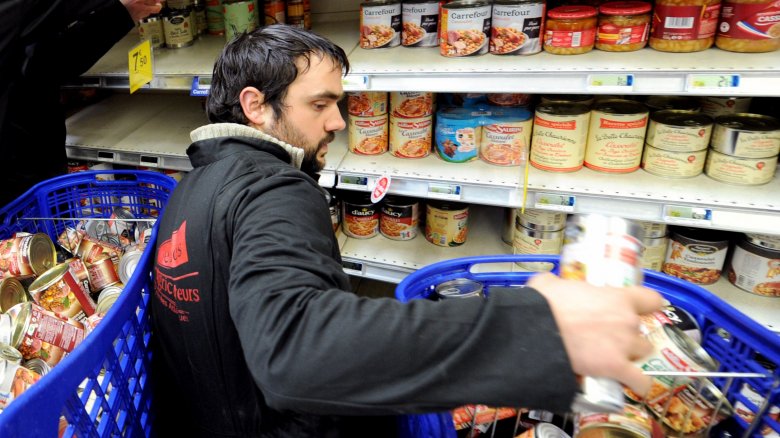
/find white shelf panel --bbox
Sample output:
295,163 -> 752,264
340,205 -> 513,283
702,277 -> 780,333
65,93 -> 346,186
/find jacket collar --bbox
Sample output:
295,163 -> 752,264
188,123 -> 305,169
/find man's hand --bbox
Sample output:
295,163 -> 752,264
528,273 -> 664,397
121,0 -> 162,22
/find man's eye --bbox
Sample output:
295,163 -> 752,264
313,103 -> 327,111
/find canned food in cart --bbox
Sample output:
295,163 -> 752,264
5,302 -> 86,367
28,262 -> 96,323
0,233 -> 56,280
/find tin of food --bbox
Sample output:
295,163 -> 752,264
360,1 -> 402,49
23,358 -> 51,376
342,193 -> 380,239
29,262 -> 96,323
401,1 -> 440,47
118,247 -> 144,285
440,0 -> 492,57
513,224 -> 564,272
516,422 -> 571,438
530,102 -> 591,172
0,359 -> 41,410
0,278 -> 28,313
0,233 -> 56,280
379,196 -> 419,241
87,255 -> 122,293
584,99 -> 649,173
645,110 -> 713,152
425,200 -> 470,247
727,233 -> 780,297
435,278 -> 484,299
575,403 -> 657,438
704,149 -> 778,186
435,108 -> 482,163
663,228 -> 729,285
5,302 -> 86,367
655,379 -> 734,435
711,113 -> 780,158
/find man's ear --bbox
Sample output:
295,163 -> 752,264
239,86 -> 271,128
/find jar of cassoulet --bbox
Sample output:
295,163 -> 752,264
649,0 -> 722,52
544,6 -> 598,55
595,1 -> 652,52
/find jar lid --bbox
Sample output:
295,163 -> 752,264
745,233 -> 780,250
599,1 -> 652,15
548,5 -> 597,19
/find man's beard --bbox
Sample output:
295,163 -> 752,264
266,116 -> 334,175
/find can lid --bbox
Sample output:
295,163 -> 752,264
534,423 -> 570,438
715,113 -> 780,132
541,94 -> 593,104
593,99 -> 649,116
745,233 -> 780,250
435,278 -> 483,299
29,233 -> 56,276
436,107 -> 486,121
427,199 -> 468,211
0,342 -> 22,363
650,110 -> 713,128
548,5 -> 597,19
24,358 -> 51,376
0,278 -> 28,313
97,286 -> 123,315
664,325 -> 719,370
382,195 -> 416,206
535,102 -> 591,116
670,226 -> 730,244
28,262 -> 70,295
599,1 -> 652,15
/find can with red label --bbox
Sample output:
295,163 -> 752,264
380,196 -> 419,240
28,262 -> 96,323
0,234 -> 56,280
530,102 -> 592,172
584,99 -> 649,173
5,302 -> 86,367
75,236 -> 122,270
640,303 -> 702,343
342,193 -> 380,239
649,0 -> 721,52
348,91 -> 388,117
86,255 -> 121,293
716,0 -> 780,52
389,115 -> 433,158
348,115 -> 389,155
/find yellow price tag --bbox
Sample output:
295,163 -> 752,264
128,40 -> 153,94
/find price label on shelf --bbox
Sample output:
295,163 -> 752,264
663,205 -> 712,226
686,74 -> 740,91
128,40 -> 153,94
342,75 -> 370,90
342,260 -> 364,275
534,193 -> 576,212
338,174 -> 374,191
586,74 -> 635,92
427,183 -> 462,201
190,76 -> 211,97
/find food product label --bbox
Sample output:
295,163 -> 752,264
597,23 -> 649,45
440,5 -> 492,56
728,245 -> 780,296
349,115 -> 388,155
518,209 -> 567,230
663,239 -> 728,284
0,365 -> 41,409
705,151 -> 777,185
360,3 -> 402,48
348,91 -> 387,117
490,3 -> 546,55
642,146 -> 707,178
0,237 -> 34,279
652,3 -> 720,40
425,206 -> 469,247
402,2 -> 439,47
584,114 -> 648,172
530,112 -> 590,171
544,28 -> 596,47
380,204 -> 419,240
513,229 -> 563,271
342,205 -> 379,239
390,91 -> 434,118
646,121 -> 712,151
164,13 -> 194,45
139,19 -> 164,47
718,0 -> 780,40
390,116 -> 433,158
641,238 -> 669,271
480,121 -> 530,166
435,122 -> 481,163
732,131 -> 780,158
700,96 -> 752,118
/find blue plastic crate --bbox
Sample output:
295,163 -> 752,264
395,255 -> 780,438
0,170 -> 176,438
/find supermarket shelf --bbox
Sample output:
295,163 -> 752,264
702,277 -> 780,333
340,205 -> 514,283
64,93 -> 346,186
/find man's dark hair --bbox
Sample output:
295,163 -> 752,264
206,25 -> 350,124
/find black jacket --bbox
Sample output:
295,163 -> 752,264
151,123 -> 578,437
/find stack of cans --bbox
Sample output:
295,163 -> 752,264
511,209 -> 567,272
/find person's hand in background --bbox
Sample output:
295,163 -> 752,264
121,0 -> 162,22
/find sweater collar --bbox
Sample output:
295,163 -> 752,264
190,123 -> 305,169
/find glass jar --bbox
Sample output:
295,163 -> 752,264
715,0 -> 780,52
544,6 -> 598,55
595,1 -> 652,51
649,0 -> 721,52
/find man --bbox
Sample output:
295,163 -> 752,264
0,0 -> 161,205
151,25 -> 662,437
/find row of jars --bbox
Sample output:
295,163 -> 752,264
360,0 -> 780,55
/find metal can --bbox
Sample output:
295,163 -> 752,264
326,191 -> 340,233
645,110 -> 713,152
29,262 -> 96,323
360,1 -> 402,49
435,278 -> 484,299
638,221 -> 667,239
86,255 -> 121,293
138,15 -> 165,48
704,149 -> 778,185
440,0 -> 492,57
286,0 -> 305,28
96,285 -> 123,316
644,96 -> 702,113
64,258 -> 89,285
5,302 -> 86,367
540,94 -> 595,106
425,200 -> 469,247
513,224 -> 564,271
561,214 -> 644,287
530,102 -> 591,172
480,110 -> 533,166
342,194 -> 379,239
727,233 -> 780,296
663,227 -> 730,285
518,209 -> 567,232
711,113 -> 780,158
75,236 -> 122,270
516,422 -> 571,438
487,93 -> 533,107
192,0 -> 207,35
163,8 -> 194,49
0,278 -> 28,313
223,0 -> 257,42
389,115 -> 433,159
379,196 -> 419,240
0,233 -> 56,280
641,144 -> 708,178
700,96 -> 752,118
0,356 -> 41,410
435,107 -> 482,163
348,91 -> 388,117
206,0 -> 225,35
402,0 -> 440,47
348,115 -> 389,155
264,0 -> 285,24
584,99 -> 649,173
575,404 -> 655,438
491,0 -> 546,55
58,227 -> 84,254
640,303 -> 702,344
641,234 -> 669,272
655,379 -> 733,435
118,247 -> 144,285
390,91 -> 434,119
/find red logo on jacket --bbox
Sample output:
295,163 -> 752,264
157,221 -> 189,269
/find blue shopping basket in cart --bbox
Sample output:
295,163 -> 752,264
0,170 -> 176,438
395,255 -> 780,438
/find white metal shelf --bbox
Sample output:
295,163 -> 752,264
702,278 -> 780,333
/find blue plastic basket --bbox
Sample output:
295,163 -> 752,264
395,255 -> 780,438
0,170 -> 176,438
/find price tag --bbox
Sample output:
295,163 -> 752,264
342,75 -> 370,90
190,76 -> 211,97
370,175 -> 391,203
663,205 -> 712,226
686,74 -> 740,91
534,193 -> 576,212
586,74 -> 635,91
427,183 -> 462,201
338,174 -> 374,191
342,260 -> 364,274
128,40 -> 153,94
